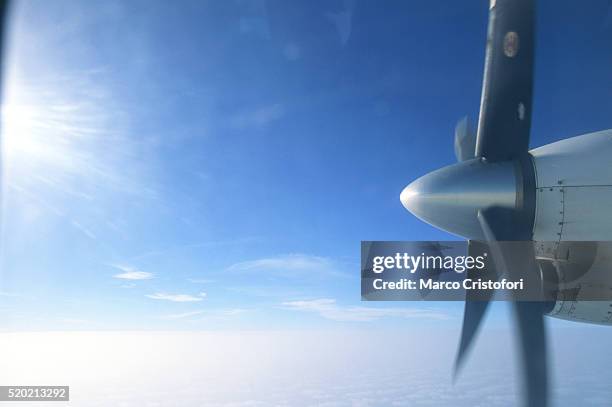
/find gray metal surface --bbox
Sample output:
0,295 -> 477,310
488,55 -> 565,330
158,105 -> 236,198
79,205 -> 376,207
531,129 -> 612,187
400,158 -> 517,240
536,241 -> 612,325
531,130 -> 612,241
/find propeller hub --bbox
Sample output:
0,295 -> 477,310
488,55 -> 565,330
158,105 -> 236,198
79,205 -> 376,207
400,158 -> 518,239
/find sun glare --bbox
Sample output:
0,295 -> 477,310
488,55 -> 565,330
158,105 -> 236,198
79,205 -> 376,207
0,75 -> 112,184
2,102 -> 50,160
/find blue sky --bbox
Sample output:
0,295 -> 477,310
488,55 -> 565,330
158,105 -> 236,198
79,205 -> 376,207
0,0 -> 611,334
3,1 -> 612,406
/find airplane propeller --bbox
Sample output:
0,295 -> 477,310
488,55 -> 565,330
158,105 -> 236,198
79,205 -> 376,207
453,1 -> 547,406
401,0 -> 549,406
0,0 -> 7,248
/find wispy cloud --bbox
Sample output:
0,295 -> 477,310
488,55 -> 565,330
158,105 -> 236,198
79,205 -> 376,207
229,103 -> 285,129
58,317 -> 91,325
0,292 -> 22,298
160,308 -> 246,320
160,310 -> 207,320
70,220 -> 97,240
128,237 -> 261,261
282,299 -> 449,322
146,292 -> 206,302
2,67 -> 156,249
111,265 -> 154,280
187,278 -> 214,284
227,253 -> 346,278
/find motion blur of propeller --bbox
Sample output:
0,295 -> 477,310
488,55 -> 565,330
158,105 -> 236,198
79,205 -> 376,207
475,207 -> 548,406
400,0 -> 548,406
457,0 -> 545,404
0,0 -> 8,240
416,242 -> 453,298
453,240 -> 496,377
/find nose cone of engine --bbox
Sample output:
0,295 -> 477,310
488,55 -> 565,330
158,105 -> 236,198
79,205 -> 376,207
400,158 -> 518,239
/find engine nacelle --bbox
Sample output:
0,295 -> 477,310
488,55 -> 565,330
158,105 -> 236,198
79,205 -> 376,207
532,129 -> 612,241
531,130 -> 612,325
